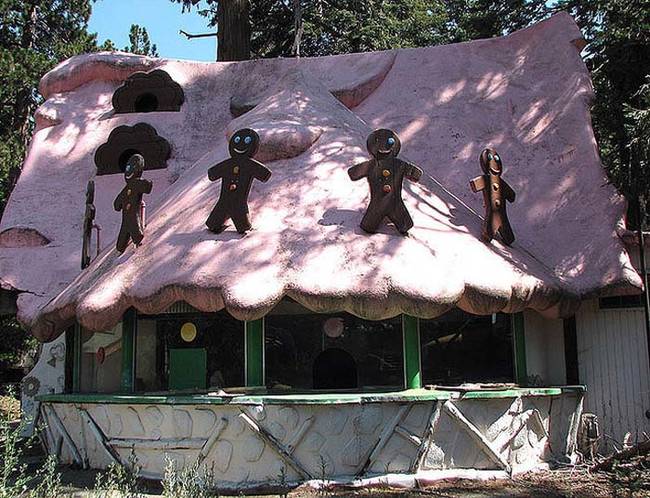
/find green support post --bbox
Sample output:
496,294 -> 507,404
120,308 -> 136,393
403,315 -> 422,390
512,312 -> 527,386
68,325 -> 81,393
245,319 -> 264,387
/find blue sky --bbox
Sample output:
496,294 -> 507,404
89,0 -> 216,61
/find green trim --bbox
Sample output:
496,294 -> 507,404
72,324 -> 81,393
402,315 -> 422,389
120,308 -> 136,393
245,318 -> 264,387
36,386 -> 585,406
512,312 -> 527,386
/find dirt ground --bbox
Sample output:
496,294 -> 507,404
52,466 -> 642,498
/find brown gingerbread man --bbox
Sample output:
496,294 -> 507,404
113,154 -> 152,253
81,180 -> 96,269
469,148 -> 516,245
348,129 -> 422,234
206,128 -> 272,234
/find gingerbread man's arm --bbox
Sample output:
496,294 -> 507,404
470,175 -> 487,193
501,179 -> 516,203
137,178 -> 153,195
249,158 -> 272,182
207,158 -> 234,182
402,160 -> 423,182
348,160 -> 372,181
113,189 -> 126,211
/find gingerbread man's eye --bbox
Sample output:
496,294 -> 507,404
387,137 -> 395,146
234,136 -> 241,144
494,154 -> 500,162
487,153 -> 493,161
244,136 -> 252,145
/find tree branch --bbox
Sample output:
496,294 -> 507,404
179,29 -> 216,39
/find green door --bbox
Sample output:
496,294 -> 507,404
169,348 -> 207,391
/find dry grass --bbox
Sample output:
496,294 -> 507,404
0,394 -> 20,420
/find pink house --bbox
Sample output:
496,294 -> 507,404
0,12 -> 647,489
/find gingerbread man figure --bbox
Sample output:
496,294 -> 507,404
206,128 -> 272,234
469,148 -> 516,245
113,154 -> 152,253
348,129 -> 422,234
81,180 -> 96,269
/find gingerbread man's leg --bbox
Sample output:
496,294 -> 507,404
482,216 -> 495,243
497,219 -> 515,245
116,224 -> 131,253
360,202 -> 385,233
206,202 -> 229,233
388,202 -> 414,234
130,224 -> 145,246
231,211 -> 252,234
82,232 -> 90,267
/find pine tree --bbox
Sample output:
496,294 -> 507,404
0,0 -> 98,212
124,24 -> 159,56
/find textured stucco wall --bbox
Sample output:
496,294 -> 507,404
39,391 -> 582,488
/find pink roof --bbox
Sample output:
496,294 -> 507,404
0,13 -> 642,341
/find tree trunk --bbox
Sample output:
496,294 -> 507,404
291,0 -> 303,57
217,0 -> 250,61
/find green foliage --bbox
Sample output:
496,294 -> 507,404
0,387 -> 60,498
558,0 -> 650,226
0,405 -> 31,498
94,450 -> 142,498
29,455 -> 62,498
264,0 -> 451,57
124,24 -> 158,56
0,316 -> 36,371
161,457 -> 216,498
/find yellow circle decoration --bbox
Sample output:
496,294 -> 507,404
180,322 -> 197,342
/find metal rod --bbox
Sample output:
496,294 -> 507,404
635,197 -> 650,372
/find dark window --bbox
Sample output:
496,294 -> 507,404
599,295 -> 643,309
79,324 -> 123,393
265,300 -> 403,391
134,93 -> 159,113
420,310 -> 513,386
135,311 -> 244,393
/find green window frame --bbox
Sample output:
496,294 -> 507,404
245,318 -> 264,387
512,312 -> 527,386
403,315 -> 422,389
70,310 -> 424,393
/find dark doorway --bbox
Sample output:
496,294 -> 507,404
313,348 -> 357,389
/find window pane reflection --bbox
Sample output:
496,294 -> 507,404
420,310 -> 513,386
265,300 -> 403,390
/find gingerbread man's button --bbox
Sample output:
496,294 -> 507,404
382,169 -> 391,177
233,166 -> 240,174
492,183 -> 499,191
127,189 -> 132,195
383,185 -> 392,193
229,183 -> 238,191
125,203 -> 132,211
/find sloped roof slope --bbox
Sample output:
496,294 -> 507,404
0,13 -> 641,341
